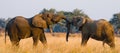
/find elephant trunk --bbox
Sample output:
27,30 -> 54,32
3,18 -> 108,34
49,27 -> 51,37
66,21 -> 71,42
66,30 -> 70,42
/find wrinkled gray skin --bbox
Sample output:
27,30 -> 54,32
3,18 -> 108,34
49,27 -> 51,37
5,13 -> 65,47
66,16 -> 115,48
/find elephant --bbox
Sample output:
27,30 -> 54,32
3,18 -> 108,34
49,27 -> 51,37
66,16 -> 115,48
5,13 -> 65,47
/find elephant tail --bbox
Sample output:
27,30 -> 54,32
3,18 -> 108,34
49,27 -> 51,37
5,24 -> 8,44
4,17 -> 16,44
5,27 -> 7,44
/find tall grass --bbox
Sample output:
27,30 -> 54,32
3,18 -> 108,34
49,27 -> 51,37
0,33 -> 120,53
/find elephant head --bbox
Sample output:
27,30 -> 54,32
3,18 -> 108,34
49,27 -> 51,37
32,13 -> 54,29
51,14 -> 66,23
73,16 -> 86,27
32,14 -> 47,28
72,16 -> 92,28
66,16 -> 92,42
42,12 -> 54,25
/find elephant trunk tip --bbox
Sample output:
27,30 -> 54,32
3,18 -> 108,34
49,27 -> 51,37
66,39 -> 68,42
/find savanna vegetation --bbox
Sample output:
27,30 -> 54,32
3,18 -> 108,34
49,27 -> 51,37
0,33 -> 120,53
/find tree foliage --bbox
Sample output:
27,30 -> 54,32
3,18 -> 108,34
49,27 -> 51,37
0,18 -> 6,28
109,13 -> 120,29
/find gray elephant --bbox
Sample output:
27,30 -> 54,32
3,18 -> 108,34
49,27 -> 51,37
66,16 -> 115,48
5,13 -> 65,47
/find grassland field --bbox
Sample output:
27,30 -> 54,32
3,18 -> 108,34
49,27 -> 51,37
0,32 -> 120,53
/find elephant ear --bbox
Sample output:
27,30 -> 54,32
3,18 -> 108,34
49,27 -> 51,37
32,14 -> 47,28
77,16 -> 86,27
42,12 -> 53,19
42,12 -> 54,25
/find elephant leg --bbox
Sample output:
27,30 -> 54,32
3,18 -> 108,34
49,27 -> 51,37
105,40 -> 115,48
32,35 -> 39,47
105,33 -> 115,48
10,36 -> 21,47
39,32 -> 47,47
81,34 -> 90,46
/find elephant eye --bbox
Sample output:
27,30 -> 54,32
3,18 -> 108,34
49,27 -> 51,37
77,18 -> 81,22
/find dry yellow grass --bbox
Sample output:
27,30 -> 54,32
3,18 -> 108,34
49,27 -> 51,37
0,33 -> 120,53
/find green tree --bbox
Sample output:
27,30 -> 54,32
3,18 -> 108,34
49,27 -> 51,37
73,8 -> 81,16
40,8 -> 48,14
56,11 -> 64,16
40,8 -> 56,14
49,8 -> 56,14
72,8 -> 86,16
0,18 -> 6,28
109,13 -> 120,34
109,13 -> 120,26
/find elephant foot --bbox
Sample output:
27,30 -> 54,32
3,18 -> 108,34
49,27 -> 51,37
81,44 -> 87,46
66,39 -> 68,42
107,42 -> 115,49
11,41 -> 20,49
110,44 -> 115,49
51,33 -> 55,36
81,42 -> 87,47
43,43 -> 48,48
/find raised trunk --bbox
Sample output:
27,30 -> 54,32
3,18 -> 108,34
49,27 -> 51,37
66,28 -> 70,42
66,21 -> 71,42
